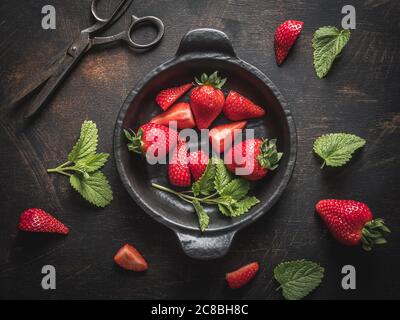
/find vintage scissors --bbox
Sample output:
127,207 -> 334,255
11,0 -> 164,118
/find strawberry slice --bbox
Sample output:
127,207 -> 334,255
209,121 -> 247,153
114,244 -> 148,271
155,83 -> 193,111
168,140 -> 191,187
151,102 -> 195,129
18,208 -> 69,234
274,20 -> 304,65
223,91 -> 265,121
188,150 -> 209,181
225,262 -> 259,289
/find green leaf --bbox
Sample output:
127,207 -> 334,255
192,160 -> 216,196
76,153 -> 109,173
221,178 -> 249,200
70,171 -> 113,207
312,26 -> 350,78
192,199 -> 209,232
313,133 -> 365,168
230,196 -> 260,217
214,157 -> 232,194
216,196 -> 236,217
68,120 -> 98,162
274,260 -> 324,300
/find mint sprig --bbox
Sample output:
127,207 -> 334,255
152,157 -> 260,231
47,120 -> 113,207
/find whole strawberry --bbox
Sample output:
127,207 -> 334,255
190,72 -> 226,129
225,138 -> 283,181
18,208 -> 69,234
124,123 -> 178,159
188,150 -> 209,181
155,83 -> 192,111
223,91 -> 265,121
168,140 -> 191,187
274,20 -> 304,65
226,262 -> 259,289
316,199 -> 390,251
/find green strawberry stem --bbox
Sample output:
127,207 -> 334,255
361,218 -> 391,251
194,71 -> 227,89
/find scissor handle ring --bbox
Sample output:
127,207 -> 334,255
126,15 -> 165,49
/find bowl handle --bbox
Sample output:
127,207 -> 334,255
176,28 -> 236,57
175,230 -> 236,260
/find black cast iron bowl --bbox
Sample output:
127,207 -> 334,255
114,28 -> 297,260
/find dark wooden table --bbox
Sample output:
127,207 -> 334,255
1,0 -> 399,300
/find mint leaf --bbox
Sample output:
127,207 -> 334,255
312,26 -> 350,78
221,178 -> 249,200
192,199 -> 209,232
70,171 -> 113,208
216,196 -> 236,217
313,133 -> 365,168
76,153 -> 109,173
230,196 -> 260,217
68,120 -> 98,162
192,160 -> 216,196
214,157 -> 232,194
274,260 -> 324,300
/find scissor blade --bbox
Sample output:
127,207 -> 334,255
6,44 -> 71,107
24,37 -> 90,118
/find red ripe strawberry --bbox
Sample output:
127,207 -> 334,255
168,140 -> 191,187
274,20 -> 304,65
190,72 -> 226,129
223,91 -> 265,121
209,121 -> 247,153
150,102 -> 195,129
124,123 -> 178,159
155,83 -> 192,111
226,262 -> 259,289
225,138 -> 282,181
18,208 -> 69,234
316,199 -> 390,251
114,243 -> 148,271
188,150 -> 209,181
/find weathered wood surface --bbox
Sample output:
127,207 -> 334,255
0,0 -> 399,299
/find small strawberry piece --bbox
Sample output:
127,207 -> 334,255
226,262 -> 259,289
125,123 -> 178,159
150,102 -> 195,129
168,140 -> 191,187
225,138 -> 282,181
18,208 -> 69,234
155,83 -> 193,111
274,20 -> 304,65
209,121 -> 247,153
188,150 -> 209,181
190,72 -> 226,129
223,91 -> 265,121
316,199 -> 390,251
114,244 -> 148,271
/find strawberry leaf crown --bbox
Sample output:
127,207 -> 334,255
257,138 -> 283,170
124,128 -> 144,154
361,218 -> 391,251
194,71 -> 227,89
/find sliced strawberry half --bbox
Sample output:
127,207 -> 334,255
155,83 -> 193,111
209,121 -> 247,153
274,20 -> 304,65
114,243 -> 148,271
151,102 -> 195,129
226,262 -> 259,289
